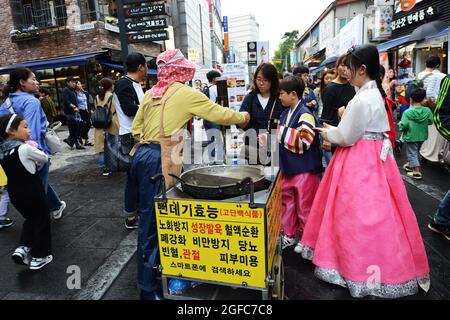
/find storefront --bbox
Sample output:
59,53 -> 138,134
0,51 -> 157,112
380,0 -> 450,83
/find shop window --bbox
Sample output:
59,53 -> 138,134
338,18 -> 347,32
79,0 -> 117,23
10,0 -> 67,31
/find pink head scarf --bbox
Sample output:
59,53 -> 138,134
150,49 -> 197,99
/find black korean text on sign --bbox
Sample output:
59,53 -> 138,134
124,4 -> 167,18
127,31 -> 169,43
125,18 -> 168,32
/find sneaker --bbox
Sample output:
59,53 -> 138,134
102,168 -> 112,177
125,216 -> 139,230
52,201 -> 66,220
281,235 -> 297,250
29,255 -> 53,270
428,221 -> 450,240
75,144 -> 86,150
403,163 -> 413,173
12,246 -> 31,266
0,217 -> 13,229
407,172 -> 423,180
294,242 -> 304,254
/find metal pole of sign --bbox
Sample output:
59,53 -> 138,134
116,0 -> 129,73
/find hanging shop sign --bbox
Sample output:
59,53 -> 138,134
247,42 -> 257,66
394,0 -> 424,13
105,16 -> 120,33
374,5 -> 394,39
122,0 -> 162,4
124,3 -> 167,18
125,18 -> 167,32
391,5 -> 437,31
127,30 -> 169,43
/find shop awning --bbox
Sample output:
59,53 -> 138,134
377,35 -> 411,52
0,51 -> 108,75
99,60 -> 157,77
425,27 -> 449,40
311,65 -> 326,75
410,20 -> 448,42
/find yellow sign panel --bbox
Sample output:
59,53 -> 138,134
266,175 -> 282,273
156,200 -> 266,288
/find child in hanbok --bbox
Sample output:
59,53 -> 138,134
297,45 -> 430,299
275,76 -> 323,251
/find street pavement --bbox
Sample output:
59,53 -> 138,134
0,127 -> 448,300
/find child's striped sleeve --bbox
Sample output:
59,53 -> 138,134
278,113 -> 316,154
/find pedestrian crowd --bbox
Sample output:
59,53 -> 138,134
0,45 -> 448,301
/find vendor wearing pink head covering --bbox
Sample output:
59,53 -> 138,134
130,49 -> 250,300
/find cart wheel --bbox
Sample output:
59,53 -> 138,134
271,254 -> 285,300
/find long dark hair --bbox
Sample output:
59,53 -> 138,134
98,78 -> 114,101
252,63 -> 280,97
2,67 -> 34,99
0,114 -> 24,140
344,45 -> 385,99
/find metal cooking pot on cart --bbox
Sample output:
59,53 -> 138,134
169,165 -> 269,203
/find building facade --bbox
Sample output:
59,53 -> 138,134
228,13 -> 260,64
172,0 -> 212,67
208,0 -> 224,67
295,0 -> 369,70
0,0 -> 167,107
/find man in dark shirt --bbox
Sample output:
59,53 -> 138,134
62,77 -> 84,150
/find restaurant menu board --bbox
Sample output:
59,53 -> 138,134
222,63 -> 248,111
155,200 -> 267,288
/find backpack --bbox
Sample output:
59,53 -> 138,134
202,86 -> 211,99
434,75 -> 450,141
91,96 -> 113,129
405,73 -> 432,102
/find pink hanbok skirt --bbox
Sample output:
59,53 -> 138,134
298,138 -> 430,299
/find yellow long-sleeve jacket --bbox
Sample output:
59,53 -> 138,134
132,83 -> 245,141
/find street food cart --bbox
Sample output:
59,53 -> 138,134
154,165 -> 284,300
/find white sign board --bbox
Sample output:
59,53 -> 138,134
339,14 -> 364,55
74,22 -> 95,32
222,63 -> 248,111
257,41 -> 270,66
319,11 -> 335,51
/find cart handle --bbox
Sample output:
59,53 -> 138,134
238,177 -> 257,209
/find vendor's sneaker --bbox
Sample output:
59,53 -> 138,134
281,235 -> 297,250
29,255 -> 53,270
428,221 -> 450,240
52,201 -> 66,220
12,246 -> 31,266
102,168 -> 112,177
0,217 -> 13,229
125,216 -> 139,230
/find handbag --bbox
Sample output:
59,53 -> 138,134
45,121 -> 62,155
91,96 -> 113,129
104,133 -> 134,172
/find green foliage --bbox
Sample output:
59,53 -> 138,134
273,30 -> 299,73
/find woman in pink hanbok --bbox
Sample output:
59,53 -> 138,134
298,45 -> 430,299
